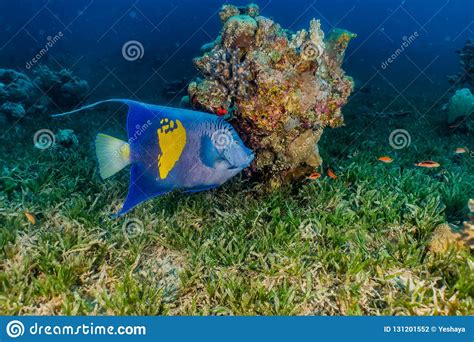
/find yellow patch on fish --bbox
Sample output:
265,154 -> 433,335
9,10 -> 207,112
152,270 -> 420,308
157,118 -> 186,179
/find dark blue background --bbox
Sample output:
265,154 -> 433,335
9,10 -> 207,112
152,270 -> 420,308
0,0 -> 472,103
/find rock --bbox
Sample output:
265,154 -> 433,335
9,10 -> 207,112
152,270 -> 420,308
188,3 -> 355,184
287,128 -> 323,169
0,69 -> 36,104
428,224 -> 464,254
0,101 -> 26,118
445,88 -> 474,132
246,3 -> 260,17
54,129 -> 79,149
0,69 -> 37,121
179,95 -> 191,108
200,42 -> 215,54
223,15 -> 258,49
33,66 -> 89,111
430,200 -> 474,254
219,4 -> 240,23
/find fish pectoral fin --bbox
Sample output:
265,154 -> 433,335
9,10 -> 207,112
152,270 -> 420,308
113,165 -> 170,217
95,133 -> 131,179
200,135 -> 225,168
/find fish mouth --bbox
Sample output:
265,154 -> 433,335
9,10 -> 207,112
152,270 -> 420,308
247,152 -> 255,165
227,151 -> 254,170
229,154 -> 254,170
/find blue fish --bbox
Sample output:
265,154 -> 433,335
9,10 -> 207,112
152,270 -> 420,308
53,99 -> 254,217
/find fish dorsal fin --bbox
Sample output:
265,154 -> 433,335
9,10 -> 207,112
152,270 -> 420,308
51,99 -> 133,118
125,101 -> 161,140
114,164 -> 170,217
52,99 -> 162,134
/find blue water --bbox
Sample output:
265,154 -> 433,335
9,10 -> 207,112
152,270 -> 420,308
0,0 -> 472,104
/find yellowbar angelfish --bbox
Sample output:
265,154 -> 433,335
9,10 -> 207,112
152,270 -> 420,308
53,99 -> 254,217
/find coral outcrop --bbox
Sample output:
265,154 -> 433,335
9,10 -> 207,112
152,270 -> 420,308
0,69 -> 36,122
33,66 -> 89,111
0,66 -> 90,122
188,4 -> 355,185
54,129 -> 79,149
449,39 -> 474,91
444,88 -> 474,132
429,200 -> 474,254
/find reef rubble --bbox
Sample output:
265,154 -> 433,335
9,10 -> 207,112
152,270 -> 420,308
188,3 -> 355,186
0,69 -> 36,122
54,128 -> 79,150
429,199 -> 474,254
33,65 -> 89,112
0,66 -> 89,123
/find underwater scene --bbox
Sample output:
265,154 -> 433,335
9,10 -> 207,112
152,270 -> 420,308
0,0 -> 473,316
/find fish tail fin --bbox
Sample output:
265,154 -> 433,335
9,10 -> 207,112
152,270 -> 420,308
95,133 -> 131,179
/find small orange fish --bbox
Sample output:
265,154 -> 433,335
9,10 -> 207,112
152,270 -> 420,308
415,161 -> 440,168
307,172 -> 321,180
378,156 -> 393,163
327,169 -> 337,179
24,211 -> 37,225
454,147 -> 467,154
